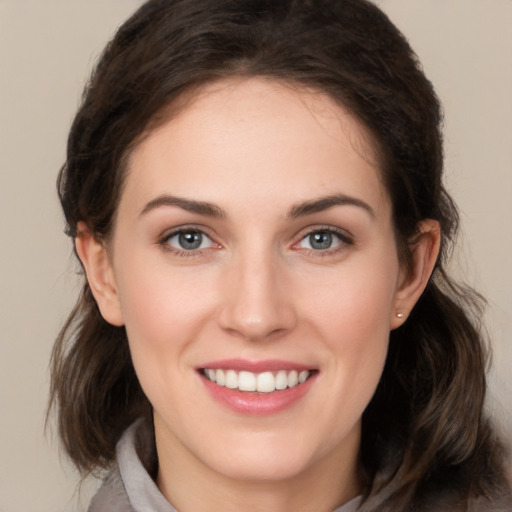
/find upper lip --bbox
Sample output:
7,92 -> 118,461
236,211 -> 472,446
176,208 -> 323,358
197,358 -> 316,373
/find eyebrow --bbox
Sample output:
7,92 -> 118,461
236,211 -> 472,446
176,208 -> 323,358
139,193 -> 375,220
139,195 -> 226,218
287,194 -> 375,219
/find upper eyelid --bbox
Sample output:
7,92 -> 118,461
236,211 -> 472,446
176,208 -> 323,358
293,225 -> 354,242
160,224 -> 216,240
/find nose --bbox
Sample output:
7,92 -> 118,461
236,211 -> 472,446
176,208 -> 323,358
218,249 -> 297,342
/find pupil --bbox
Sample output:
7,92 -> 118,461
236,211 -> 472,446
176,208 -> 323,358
310,231 -> 332,250
179,231 -> 202,250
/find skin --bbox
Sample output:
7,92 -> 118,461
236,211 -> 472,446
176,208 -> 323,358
77,78 -> 440,512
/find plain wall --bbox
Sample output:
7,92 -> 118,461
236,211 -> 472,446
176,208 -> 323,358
0,1 -> 510,511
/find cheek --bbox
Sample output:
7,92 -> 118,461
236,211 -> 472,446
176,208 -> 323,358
324,292 -> 391,396
302,252 -> 398,341
310,300 -> 391,447
300,251 -> 398,405
114,256 -> 217,375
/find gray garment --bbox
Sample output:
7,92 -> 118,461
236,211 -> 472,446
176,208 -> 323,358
88,419 -> 362,512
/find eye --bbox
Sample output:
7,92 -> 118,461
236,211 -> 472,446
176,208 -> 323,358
296,229 -> 351,252
302,231 -> 337,250
164,229 -> 215,251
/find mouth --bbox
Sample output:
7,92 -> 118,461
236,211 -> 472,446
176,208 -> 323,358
197,359 -> 319,415
201,368 -> 315,393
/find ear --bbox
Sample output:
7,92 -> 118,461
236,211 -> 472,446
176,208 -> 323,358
75,221 -> 124,327
391,219 -> 441,330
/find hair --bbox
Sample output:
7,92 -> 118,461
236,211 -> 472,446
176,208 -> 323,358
49,0 -> 511,510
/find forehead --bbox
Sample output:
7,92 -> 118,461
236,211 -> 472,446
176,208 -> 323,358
121,77 -> 389,218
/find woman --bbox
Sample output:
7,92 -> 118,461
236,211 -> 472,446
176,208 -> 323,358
49,0 -> 511,510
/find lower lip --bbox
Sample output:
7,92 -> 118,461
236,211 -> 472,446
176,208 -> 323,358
200,372 -> 317,416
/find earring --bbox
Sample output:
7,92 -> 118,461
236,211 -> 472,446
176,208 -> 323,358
396,312 -> 405,319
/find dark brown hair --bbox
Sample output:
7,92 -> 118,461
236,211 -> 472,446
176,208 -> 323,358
49,0 -> 511,509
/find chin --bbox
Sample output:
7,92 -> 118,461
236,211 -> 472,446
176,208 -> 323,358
207,446 -> 314,483
193,426 -> 329,483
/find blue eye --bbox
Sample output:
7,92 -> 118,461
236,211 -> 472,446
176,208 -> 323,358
298,230 -> 347,251
164,229 -> 214,251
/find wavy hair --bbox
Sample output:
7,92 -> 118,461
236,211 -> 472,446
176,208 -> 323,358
49,0 -> 511,509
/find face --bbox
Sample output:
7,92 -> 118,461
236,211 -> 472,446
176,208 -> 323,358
103,78 -> 406,488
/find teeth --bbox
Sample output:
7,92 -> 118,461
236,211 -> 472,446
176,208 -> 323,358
239,371 -> 257,391
275,370 -> 288,390
225,369 -> 238,389
203,368 -> 311,393
215,369 -> 225,386
257,371 -> 275,392
288,370 -> 298,387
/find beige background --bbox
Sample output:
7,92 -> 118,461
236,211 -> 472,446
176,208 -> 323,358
0,1 -> 511,511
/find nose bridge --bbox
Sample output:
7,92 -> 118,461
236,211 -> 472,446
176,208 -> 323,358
218,243 -> 295,340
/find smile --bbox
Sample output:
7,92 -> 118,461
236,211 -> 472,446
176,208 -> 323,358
202,368 -> 311,393
198,361 -> 318,415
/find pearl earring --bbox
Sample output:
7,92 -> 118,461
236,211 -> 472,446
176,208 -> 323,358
396,312 -> 405,319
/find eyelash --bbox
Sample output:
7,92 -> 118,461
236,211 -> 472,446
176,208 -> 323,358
158,226 -> 353,258
158,226 -> 219,258
292,226 -> 354,258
